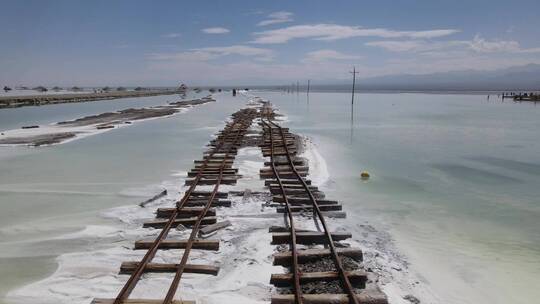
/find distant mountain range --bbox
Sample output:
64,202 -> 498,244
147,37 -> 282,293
349,64 -> 540,91
290,64 -> 540,92
159,63 -> 540,92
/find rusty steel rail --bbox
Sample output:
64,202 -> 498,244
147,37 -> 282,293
263,120 -> 304,304
261,115 -> 360,304
113,124 -> 239,304
162,122 -> 247,304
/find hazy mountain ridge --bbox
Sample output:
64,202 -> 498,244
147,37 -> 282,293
352,64 -> 540,91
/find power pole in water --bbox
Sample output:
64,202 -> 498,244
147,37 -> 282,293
349,67 -> 359,143
350,66 -> 359,105
307,80 -> 310,95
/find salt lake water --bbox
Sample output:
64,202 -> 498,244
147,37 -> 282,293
254,90 -> 540,304
0,91 -> 539,304
0,92 -> 248,302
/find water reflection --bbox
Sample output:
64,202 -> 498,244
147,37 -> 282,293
349,102 -> 355,144
306,91 -> 310,113
255,90 -> 540,304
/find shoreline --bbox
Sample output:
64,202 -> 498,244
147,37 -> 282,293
0,96 -> 215,146
0,90 -> 185,109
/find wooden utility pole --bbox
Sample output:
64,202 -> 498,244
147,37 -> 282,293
350,67 -> 359,105
307,80 -> 310,95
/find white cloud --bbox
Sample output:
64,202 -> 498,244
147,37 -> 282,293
147,45 -> 274,63
145,52 -> 540,85
202,27 -> 230,34
146,59 -> 361,85
379,55 -> 540,76
257,11 -> 294,26
366,40 -> 466,53
517,47 -> 540,54
303,49 -> 362,63
366,40 -> 426,52
147,50 -> 219,62
366,35 -> 540,54
468,35 -> 520,52
468,35 -> 540,53
198,45 -> 273,59
252,24 -> 460,44
161,33 -> 181,38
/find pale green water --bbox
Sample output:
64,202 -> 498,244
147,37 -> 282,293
255,91 -> 540,304
0,91 -> 539,304
0,92 -> 250,302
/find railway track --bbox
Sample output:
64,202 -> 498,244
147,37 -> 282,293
91,101 -> 387,304
92,107 -> 258,304
259,103 -> 388,304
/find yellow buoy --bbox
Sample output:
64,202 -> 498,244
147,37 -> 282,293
361,171 -> 370,179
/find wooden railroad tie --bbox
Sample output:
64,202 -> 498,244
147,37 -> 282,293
120,262 -> 219,275
143,216 -> 217,229
266,209 -> 347,218
273,248 -> 363,265
178,199 -> 232,207
271,231 -> 351,244
275,204 -> 342,213
271,292 -> 388,304
155,207 -> 216,218
269,188 -> 324,196
185,178 -> 238,186
92,299 -> 195,304
270,270 -> 367,287
188,191 -> 228,198
272,196 -> 336,205
187,170 -> 238,177
262,165 -> 309,171
260,171 -> 308,179
194,159 -> 233,164
265,179 -> 312,186
268,183 -> 318,190
264,160 -> 305,166
134,239 -> 220,250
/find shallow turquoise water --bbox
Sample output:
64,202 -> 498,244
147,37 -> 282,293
0,92 -> 250,301
0,93 -> 196,130
255,91 -> 540,304
0,91 -> 538,303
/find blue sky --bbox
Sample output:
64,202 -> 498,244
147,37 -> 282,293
1,0 -> 540,86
